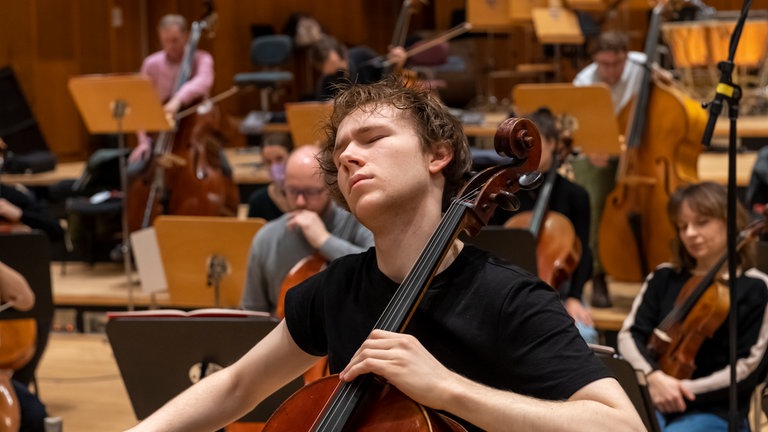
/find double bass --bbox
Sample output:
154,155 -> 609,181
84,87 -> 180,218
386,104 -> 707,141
263,118 -> 542,431
126,7 -> 239,233
598,0 -> 706,282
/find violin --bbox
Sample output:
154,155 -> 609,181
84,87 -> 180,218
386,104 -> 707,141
646,218 -> 766,379
262,117 -> 542,431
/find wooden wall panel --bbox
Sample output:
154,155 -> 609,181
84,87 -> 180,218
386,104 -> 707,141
3,0 -> 768,160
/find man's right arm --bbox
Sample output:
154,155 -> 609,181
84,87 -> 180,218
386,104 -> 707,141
127,320 -> 318,432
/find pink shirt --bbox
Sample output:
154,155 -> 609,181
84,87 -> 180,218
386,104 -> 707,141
140,49 -> 214,105
137,50 -> 214,148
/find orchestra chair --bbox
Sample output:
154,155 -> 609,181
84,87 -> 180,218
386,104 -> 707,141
590,344 -> 661,432
284,102 -> 332,146
0,231 -> 54,396
234,34 -> 294,113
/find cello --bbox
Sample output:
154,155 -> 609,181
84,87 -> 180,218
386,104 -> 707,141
262,117 -> 542,431
0,263 -> 37,432
126,7 -> 239,233
504,122 -> 581,290
598,0 -> 706,282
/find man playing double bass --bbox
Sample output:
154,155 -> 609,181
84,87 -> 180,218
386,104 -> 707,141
129,14 -> 214,163
127,77 -> 644,432
126,13 -> 237,235
572,31 -> 674,308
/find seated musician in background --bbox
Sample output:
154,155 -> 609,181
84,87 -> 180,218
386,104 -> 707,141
617,182 -> 768,431
129,14 -> 215,164
308,34 -> 407,100
0,183 -> 64,243
124,13 -> 236,238
572,31 -> 673,308
0,261 -> 48,431
129,76 -> 644,432
240,144 -> 373,314
489,107 -> 596,343
246,133 -> 293,221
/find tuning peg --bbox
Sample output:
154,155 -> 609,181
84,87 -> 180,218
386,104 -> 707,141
518,172 -> 543,190
494,190 -> 520,212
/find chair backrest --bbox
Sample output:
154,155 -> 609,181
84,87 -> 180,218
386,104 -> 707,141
250,34 -> 293,67
284,102 -> 333,146
0,231 -> 53,387
591,344 -> 661,432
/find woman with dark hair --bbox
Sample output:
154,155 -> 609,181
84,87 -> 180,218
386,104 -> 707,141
618,181 -> 768,431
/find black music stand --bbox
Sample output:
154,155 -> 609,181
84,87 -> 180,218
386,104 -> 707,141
460,226 -> 538,275
106,313 -> 304,422
68,74 -> 172,309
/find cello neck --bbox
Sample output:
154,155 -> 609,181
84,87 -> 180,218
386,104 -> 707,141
310,198 -> 469,431
529,157 -> 558,239
625,3 -> 665,150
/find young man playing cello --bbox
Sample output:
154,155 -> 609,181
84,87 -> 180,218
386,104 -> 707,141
127,76 -> 644,431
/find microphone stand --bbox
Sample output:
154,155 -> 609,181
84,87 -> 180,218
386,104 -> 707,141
700,2 -> 751,431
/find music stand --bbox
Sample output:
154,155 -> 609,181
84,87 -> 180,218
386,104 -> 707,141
513,83 -> 621,155
460,227 -> 538,275
106,314 -> 304,423
68,74 -> 172,309
153,215 -> 266,308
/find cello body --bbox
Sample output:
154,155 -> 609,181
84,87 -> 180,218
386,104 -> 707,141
0,318 -> 36,432
505,210 -> 581,290
599,81 -> 705,281
263,375 -> 466,432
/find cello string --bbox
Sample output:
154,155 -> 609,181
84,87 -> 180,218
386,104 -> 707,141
376,188 -> 477,330
318,187 -> 482,430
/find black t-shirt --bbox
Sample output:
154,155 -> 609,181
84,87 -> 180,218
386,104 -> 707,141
624,266 -> 768,421
285,245 -> 610,429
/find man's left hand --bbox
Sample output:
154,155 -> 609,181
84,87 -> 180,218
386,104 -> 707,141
286,209 -> 330,249
339,330 -> 457,411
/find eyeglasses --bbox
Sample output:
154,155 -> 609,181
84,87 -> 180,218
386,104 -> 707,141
284,186 -> 327,199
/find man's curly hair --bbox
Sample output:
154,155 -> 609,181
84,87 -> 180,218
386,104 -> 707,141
317,75 -> 472,211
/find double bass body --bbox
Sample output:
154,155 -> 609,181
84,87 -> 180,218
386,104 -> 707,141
126,107 -> 239,233
599,75 -> 706,282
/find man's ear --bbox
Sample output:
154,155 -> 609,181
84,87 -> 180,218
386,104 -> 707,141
428,141 -> 453,174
